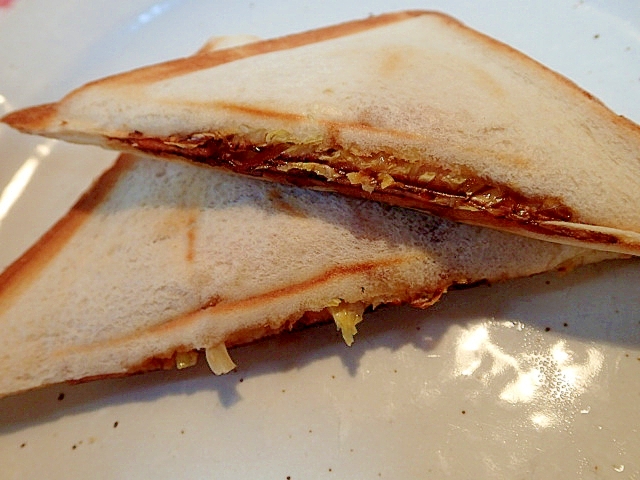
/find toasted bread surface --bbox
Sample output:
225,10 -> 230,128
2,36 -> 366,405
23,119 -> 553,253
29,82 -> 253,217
3,11 -> 640,254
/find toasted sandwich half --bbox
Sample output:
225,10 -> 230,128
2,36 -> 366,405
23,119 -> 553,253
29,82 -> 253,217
3,11 -> 640,255
0,152 -> 619,398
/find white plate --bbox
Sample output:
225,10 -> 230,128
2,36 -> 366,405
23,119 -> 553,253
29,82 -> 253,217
1,1 -> 639,478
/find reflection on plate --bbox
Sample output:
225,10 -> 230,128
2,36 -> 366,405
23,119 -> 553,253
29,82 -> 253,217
0,1 -> 638,478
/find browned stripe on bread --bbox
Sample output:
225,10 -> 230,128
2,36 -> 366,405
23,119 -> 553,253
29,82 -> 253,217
211,102 -> 424,141
214,101 -> 306,124
156,258 -> 407,333
56,256 -> 409,359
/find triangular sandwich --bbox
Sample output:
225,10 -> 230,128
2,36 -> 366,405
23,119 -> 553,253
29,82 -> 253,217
0,153 -> 617,398
3,11 -> 640,255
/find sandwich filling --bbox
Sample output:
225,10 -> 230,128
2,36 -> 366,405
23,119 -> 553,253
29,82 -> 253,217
112,131 -> 620,246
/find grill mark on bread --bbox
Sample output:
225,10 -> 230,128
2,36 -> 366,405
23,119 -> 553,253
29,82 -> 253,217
58,257 -> 407,358
379,46 -> 412,78
149,206 -> 200,262
209,102 -> 424,141
186,212 -> 197,263
214,102 -> 305,123
157,257 -> 407,333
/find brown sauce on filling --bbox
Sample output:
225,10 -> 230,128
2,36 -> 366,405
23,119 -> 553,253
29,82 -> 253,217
112,133 -> 619,245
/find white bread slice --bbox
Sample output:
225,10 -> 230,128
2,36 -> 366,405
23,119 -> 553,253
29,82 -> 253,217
0,153 -> 619,398
2,11 -> 640,255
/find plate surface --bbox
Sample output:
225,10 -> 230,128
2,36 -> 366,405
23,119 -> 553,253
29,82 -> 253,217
1,1 -> 639,478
